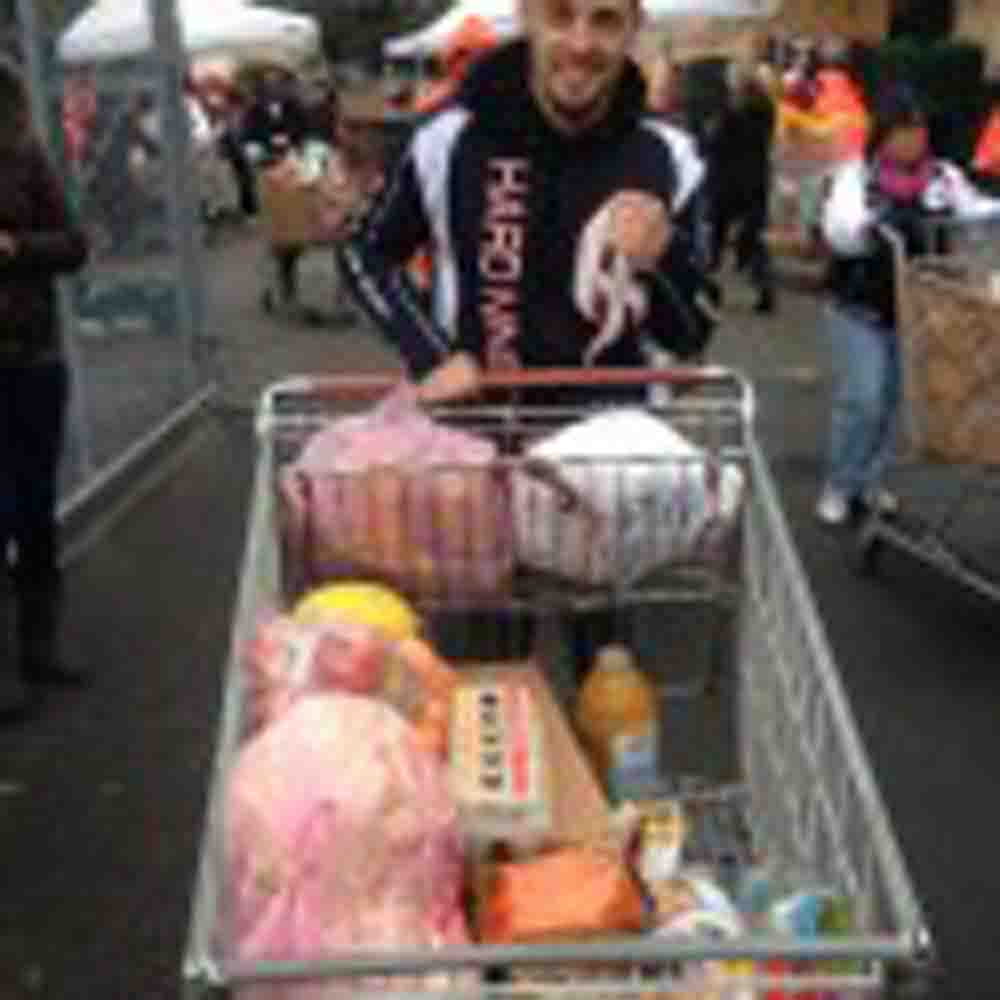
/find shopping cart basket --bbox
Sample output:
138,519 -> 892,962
853,217 -> 1000,598
182,367 -> 934,998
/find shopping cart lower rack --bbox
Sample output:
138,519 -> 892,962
182,367 -> 934,998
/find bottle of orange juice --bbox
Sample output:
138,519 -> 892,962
574,644 -> 660,803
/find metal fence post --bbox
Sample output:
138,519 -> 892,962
15,0 -> 96,481
149,0 -> 204,399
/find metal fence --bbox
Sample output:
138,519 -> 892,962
16,0 -> 215,527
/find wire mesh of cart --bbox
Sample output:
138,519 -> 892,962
853,216 -> 1000,596
182,368 -> 934,998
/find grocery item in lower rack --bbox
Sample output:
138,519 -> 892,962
652,907 -> 754,1000
449,678 -> 550,847
292,581 -> 422,639
225,693 -> 473,996
243,614 -> 386,730
479,844 -> 646,943
635,798 -> 687,887
244,615 -> 458,755
645,870 -> 739,929
575,645 -> 661,802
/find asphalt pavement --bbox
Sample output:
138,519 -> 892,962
2,231 -> 999,998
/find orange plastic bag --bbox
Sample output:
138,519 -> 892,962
479,846 -> 645,943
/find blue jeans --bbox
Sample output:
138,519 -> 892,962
823,304 -> 901,499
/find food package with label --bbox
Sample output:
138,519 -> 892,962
244,612 -> 458,757
451,661 -> 612,854
448,677 -> 551,851
512,408 -> 746,586
478,843 -> 646,944
634,799 -> 688,895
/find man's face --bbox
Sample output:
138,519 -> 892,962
521,0 -> 639,133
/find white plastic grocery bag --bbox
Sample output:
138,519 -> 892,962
513,409 -> 745,586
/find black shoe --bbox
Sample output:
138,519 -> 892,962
0,590 -> 40,723
16,580 -> 92,687
21,652 -> 92,688
0,672 -> 41,724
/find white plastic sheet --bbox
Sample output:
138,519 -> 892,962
383,0 -> 779,60
383,0 -> 519,59
59,0 -> 320,66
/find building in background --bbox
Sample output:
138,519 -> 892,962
775,0 -> 890,43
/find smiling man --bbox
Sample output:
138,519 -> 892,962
339,0 -> 715,401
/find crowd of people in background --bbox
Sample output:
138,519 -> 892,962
53,18 -> 1000,529
58,62 -> 360,254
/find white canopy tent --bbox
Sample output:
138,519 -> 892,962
383,0 -> 780,60
646,0 -> 780,15
58,0 -> 321,66
383,0 -> 519,60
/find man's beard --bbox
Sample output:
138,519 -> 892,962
538,80 -> 613,134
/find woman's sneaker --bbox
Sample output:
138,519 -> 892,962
815,485 -> 851,526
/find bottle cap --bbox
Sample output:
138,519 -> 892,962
595,644 -> 635,672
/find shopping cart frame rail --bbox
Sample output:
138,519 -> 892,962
182,367 -> 935,998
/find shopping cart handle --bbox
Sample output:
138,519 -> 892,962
256,366 -> 756,432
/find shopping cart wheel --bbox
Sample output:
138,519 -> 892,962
886,948 -> 945,998
850,514 -> 884,577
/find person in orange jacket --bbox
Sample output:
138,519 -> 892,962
974,100 -> 1000,178
413,15 -> 499,114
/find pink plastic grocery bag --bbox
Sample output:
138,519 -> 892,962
225,694 -> 475,997
279,384 -> 513,597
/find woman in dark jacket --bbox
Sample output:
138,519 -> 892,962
0,58 -> 89,723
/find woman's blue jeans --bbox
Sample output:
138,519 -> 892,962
823,303 -> 901,500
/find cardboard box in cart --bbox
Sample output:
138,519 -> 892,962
460,661 -> 611,842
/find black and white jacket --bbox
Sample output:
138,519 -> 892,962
338,41 -> 711,381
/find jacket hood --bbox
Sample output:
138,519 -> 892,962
457,39 -> 648,147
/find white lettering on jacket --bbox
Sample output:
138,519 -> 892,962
479,158 -> 529,368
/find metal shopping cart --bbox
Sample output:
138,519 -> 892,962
181,367 -> 934,998
853,217 -> 1000,598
